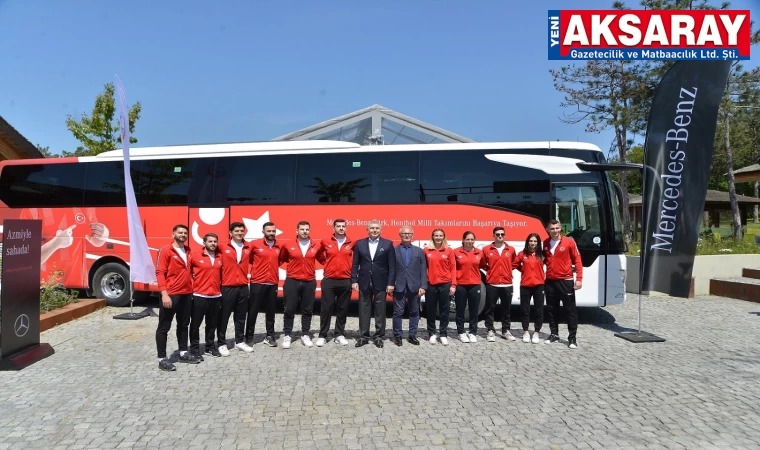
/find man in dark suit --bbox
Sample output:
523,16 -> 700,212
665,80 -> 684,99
392,226 -> 428,346
352,220 -> 396,348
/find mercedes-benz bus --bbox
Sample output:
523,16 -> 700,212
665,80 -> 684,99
0,140 -> 627,315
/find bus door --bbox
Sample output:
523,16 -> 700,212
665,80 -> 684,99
551,183 -> 605,306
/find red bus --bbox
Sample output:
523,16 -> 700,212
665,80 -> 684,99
0,140 -> 627,315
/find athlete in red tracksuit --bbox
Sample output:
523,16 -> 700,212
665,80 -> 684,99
218,222 -> 251,356
514,233 -> 546,344
279,221 -> 319,349
245,221 -> 282,348
189,233 -> 223,359
454,231 -> 486,342
481,226 -> 518,342
155,224 -> 198,371
424,228 -> 457,345
543,220 -> 583,348
315,219 -> 354,346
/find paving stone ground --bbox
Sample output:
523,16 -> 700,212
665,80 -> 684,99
1,295 -> 760,450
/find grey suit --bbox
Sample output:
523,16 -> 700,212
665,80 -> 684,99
393,244 -> 428,338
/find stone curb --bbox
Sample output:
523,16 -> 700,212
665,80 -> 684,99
40,299 -> 107,332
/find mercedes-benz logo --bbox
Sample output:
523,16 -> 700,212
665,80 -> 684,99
14,314 -> 29,337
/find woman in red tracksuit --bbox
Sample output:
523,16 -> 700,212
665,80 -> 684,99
514,233 -> 545,344
454,231 -> 485,343
424,228 -> 457,346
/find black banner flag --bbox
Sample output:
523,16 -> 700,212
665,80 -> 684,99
641,60 -> 731,298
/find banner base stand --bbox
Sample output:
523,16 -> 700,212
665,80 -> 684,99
614,331 -> 666,343
0,343 -> 55,371
113,309 -> 153,320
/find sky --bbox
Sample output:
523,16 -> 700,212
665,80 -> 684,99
1,0 -> 758,157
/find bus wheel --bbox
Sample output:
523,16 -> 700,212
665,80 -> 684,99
448,283 -> 487,323
93,263 -> 131,307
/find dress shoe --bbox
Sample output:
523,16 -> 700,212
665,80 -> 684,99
407,336 -> 420,346
355,339 -> 369,348
374,339 -> 384,348
393,337 -> 403,347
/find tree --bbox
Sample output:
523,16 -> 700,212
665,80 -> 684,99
610,145 -> 644,194
36,144 -> 59,158
64,83 -> 141,156
551,59 -> 649,242
718,65 -> 760,240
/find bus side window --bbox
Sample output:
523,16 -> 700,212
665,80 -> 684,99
83,161 -> 141,206
0,163 -> 86,207
132,159 -> 210,206
216,155 -> 297,204
295,152 -> 419,204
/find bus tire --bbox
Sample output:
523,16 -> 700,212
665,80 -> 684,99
449,282 -> 487,323
93,263 -> 131,307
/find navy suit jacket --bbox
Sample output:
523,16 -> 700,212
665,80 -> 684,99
394,244 -> 428,293
351,237 -> 396,291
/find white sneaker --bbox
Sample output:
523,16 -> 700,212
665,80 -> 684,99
440,336 -> 449,346
315,338 -> 326,347
429,335 -> 438,345
531,333 -> 540,344
468,333 -> 478,343
301,335 -> 313,348
334,335 -> 348,346
218,345 -> 230,357
569,341 -> 578,349
282,336 -> 292,349
522,333 -> 531,343
487,330 -> 496,342
235,342 -> 253,353
459,333 -> 470,343
503,331 -> 516,341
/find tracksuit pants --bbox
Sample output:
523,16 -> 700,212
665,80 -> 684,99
189,295 -> 220,354
545,279 -> 578,340
484,285 -> 513,333
425,283 -> 451,338
455,284 -> 480,335
283,278 -> 317,336
155,294 -> 192,359
319,278 -> 351,339
218,285 -> 249,348
520,285 -> 544,332
245,283 -> 277,344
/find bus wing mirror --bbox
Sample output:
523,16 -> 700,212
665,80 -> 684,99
576,162 -> 643,172
484,154 -> 586,175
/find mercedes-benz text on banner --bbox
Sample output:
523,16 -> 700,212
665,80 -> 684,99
548,10 -> 751,61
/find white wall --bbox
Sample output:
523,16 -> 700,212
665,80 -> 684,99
626,255 -> 760,296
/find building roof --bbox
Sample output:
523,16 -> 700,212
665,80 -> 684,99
733,163 -> 760,183
272,104 -> 474,145
629,189 -> 760,206
0,115 -> 42,159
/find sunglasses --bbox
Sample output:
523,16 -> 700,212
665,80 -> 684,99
494,233 -> 505,237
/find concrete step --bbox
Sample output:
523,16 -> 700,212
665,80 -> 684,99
741,267 -> 760,280
710,277 -> 760,303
